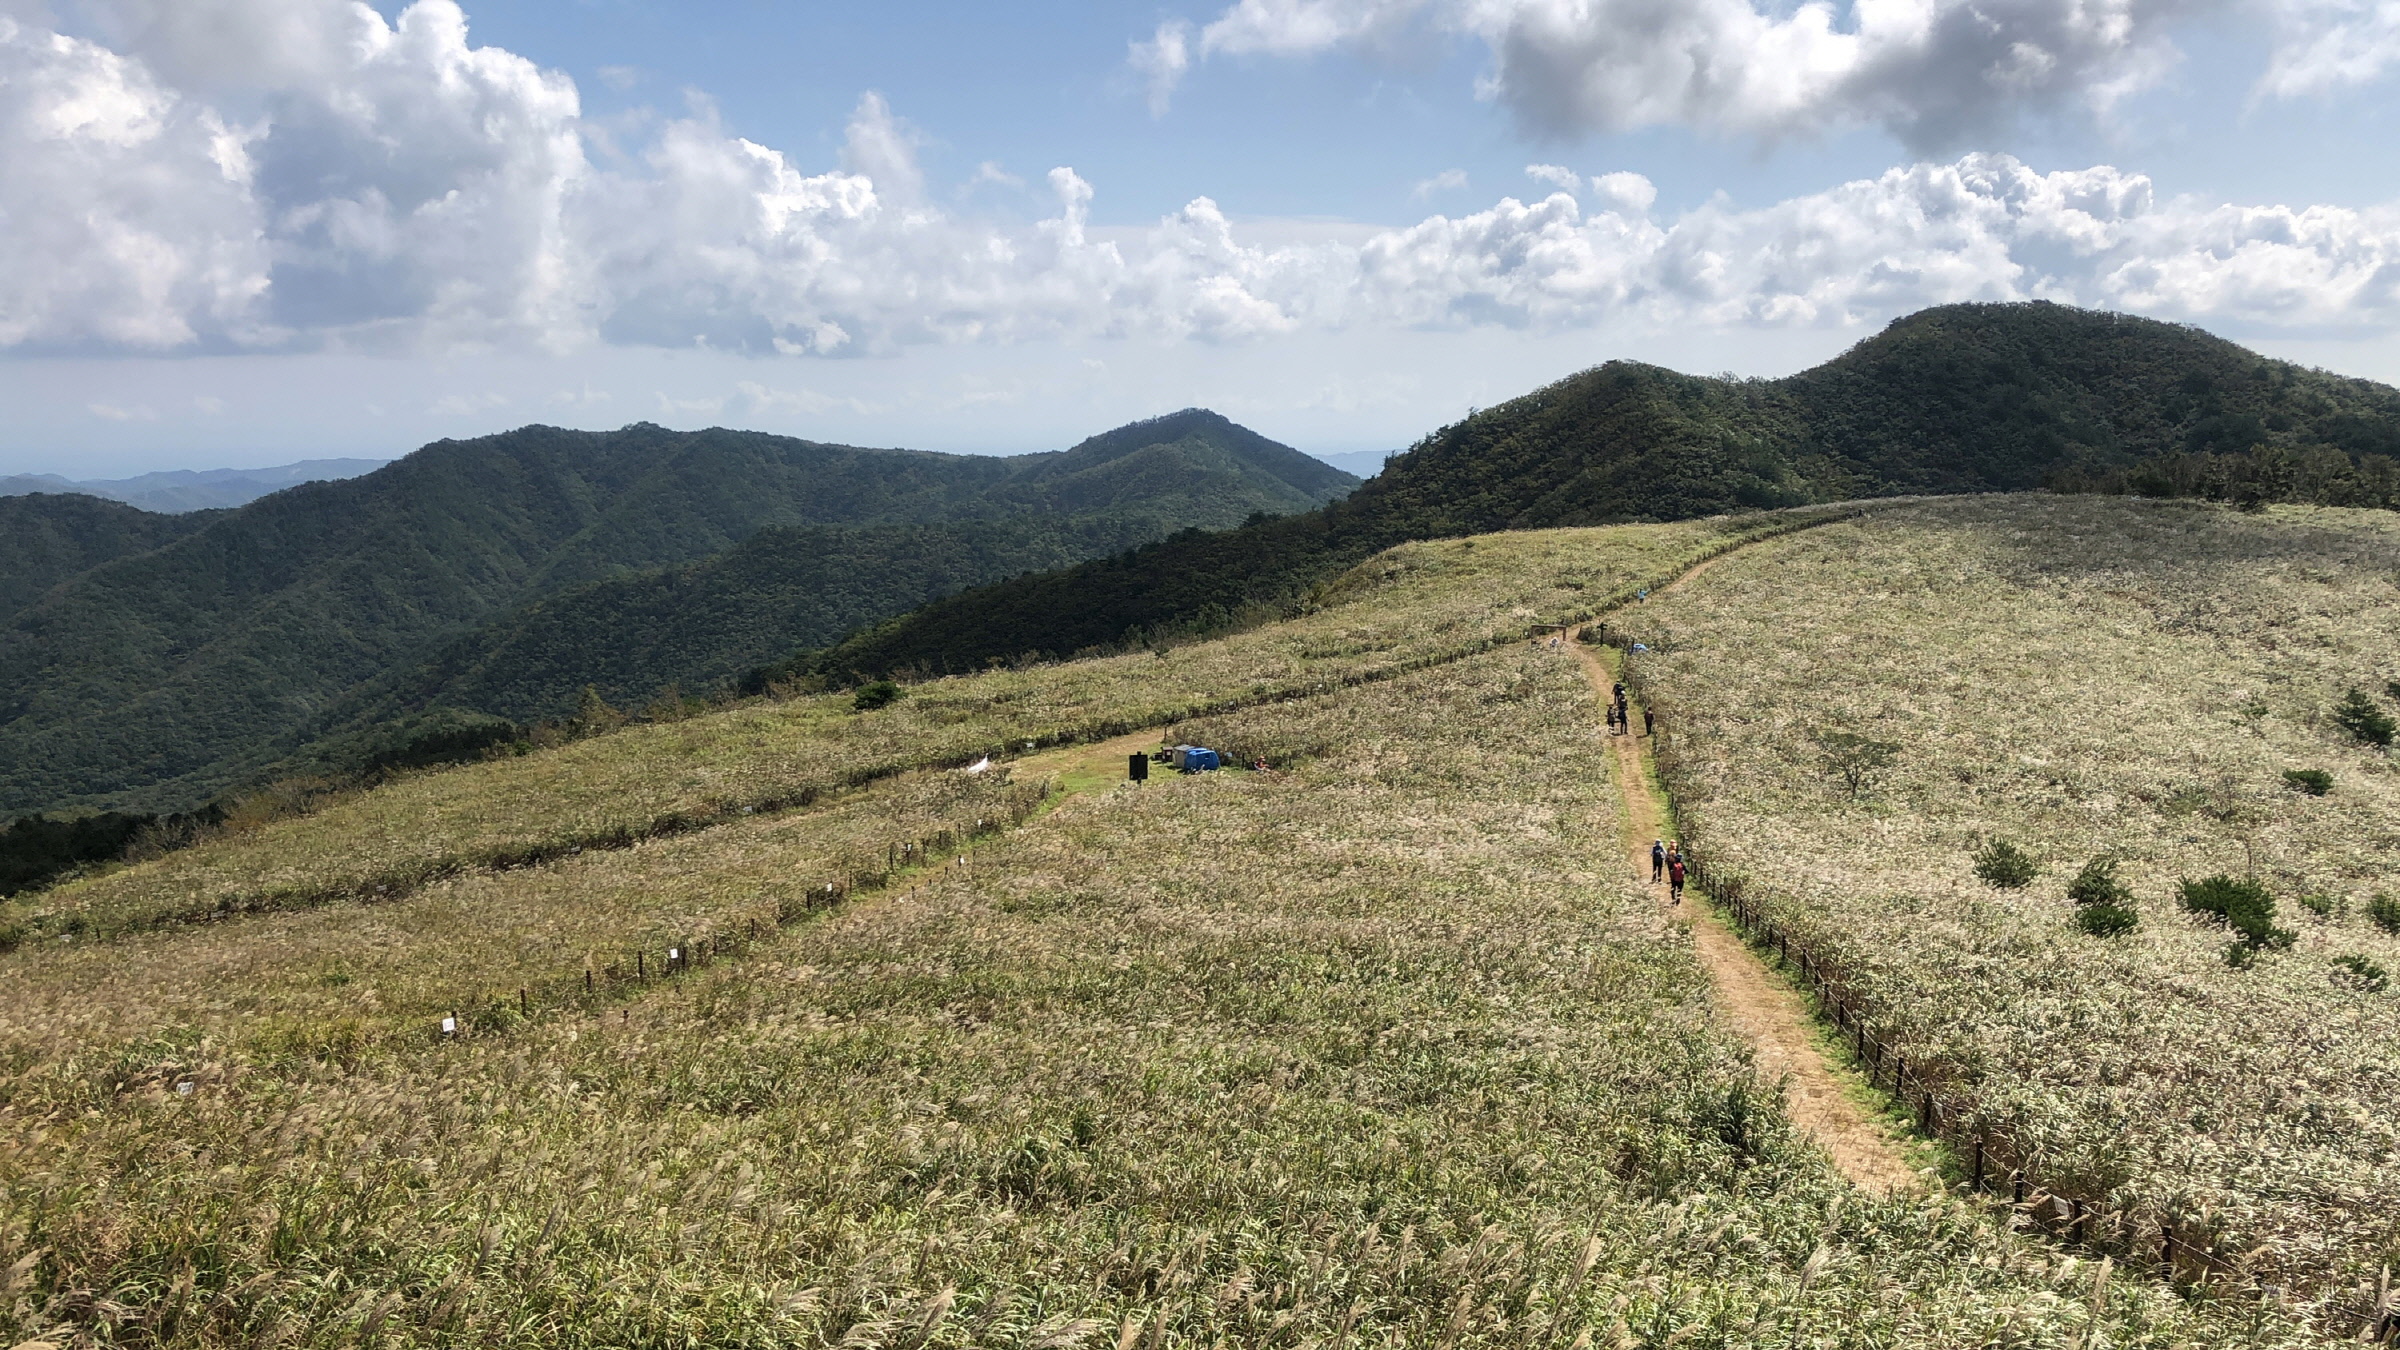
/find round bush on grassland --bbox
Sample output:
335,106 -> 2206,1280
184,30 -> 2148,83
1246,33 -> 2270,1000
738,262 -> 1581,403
2181,874 -> 2295,952
2075,904 -> 2139,937
2370,893 -> 2400,934
2281,768 -> 2333,795
1972,838 -> 2037,889
2066,857 -> 2131,909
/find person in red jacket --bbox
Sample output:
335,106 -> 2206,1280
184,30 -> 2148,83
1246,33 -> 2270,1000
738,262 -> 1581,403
1667,847 -> 1686,904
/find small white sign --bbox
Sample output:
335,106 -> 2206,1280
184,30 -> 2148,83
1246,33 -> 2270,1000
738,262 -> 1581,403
440,1017 -> 457,1034
669,948 -> 681,961
176,1081 -> 193,1095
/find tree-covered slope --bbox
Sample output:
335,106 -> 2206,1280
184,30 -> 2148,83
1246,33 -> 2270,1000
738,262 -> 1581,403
806,302 -> 2400,679
0,415 -> 1353,815
352,517 -> 1172,724
0,495 -> 215,624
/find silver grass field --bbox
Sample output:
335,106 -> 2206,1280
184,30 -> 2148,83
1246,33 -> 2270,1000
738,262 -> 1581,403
0,504 -> 2365,1346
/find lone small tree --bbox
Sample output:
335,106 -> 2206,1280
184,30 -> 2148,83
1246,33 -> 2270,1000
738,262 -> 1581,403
2181,874 -> 2296,963
1973,838 -> 2038,889
1811,729 -> 1899,799
2067,857 -> 2138,936
2332,688 -> 2395,748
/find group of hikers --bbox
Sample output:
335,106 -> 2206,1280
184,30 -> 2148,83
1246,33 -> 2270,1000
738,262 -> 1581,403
1651,838 -> 1688,903
1604,680 -> 1652,736
1528,632 -> 1681,901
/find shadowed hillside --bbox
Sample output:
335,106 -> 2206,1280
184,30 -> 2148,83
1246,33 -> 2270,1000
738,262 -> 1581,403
797,302 -> 2400,680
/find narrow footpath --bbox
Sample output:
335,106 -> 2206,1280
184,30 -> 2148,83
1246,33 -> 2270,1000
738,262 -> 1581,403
1566,612 -> 1920,1196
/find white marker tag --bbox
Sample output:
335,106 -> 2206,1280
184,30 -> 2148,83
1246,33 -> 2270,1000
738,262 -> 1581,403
440,1017 -> 457,1034
669,948 -> 681,961
176,1081 -> 193,1095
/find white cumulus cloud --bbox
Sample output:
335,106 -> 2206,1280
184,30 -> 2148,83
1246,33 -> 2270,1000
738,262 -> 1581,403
3,2 -> 2400,364
1129,20 -> 1195,115
1143,0 -> 2390,149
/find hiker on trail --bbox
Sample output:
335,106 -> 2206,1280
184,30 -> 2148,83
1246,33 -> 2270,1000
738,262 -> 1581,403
1667,849 -> 1687,904
1643,708 -> 1654,736
1651,839 -> 1666,883
1611,681 -> 1626,704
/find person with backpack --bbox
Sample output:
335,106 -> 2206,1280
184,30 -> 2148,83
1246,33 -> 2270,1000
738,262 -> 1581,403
1667,848 -> 1686,904
1643,708 -> 1654,736
1651,839 -> 1666,883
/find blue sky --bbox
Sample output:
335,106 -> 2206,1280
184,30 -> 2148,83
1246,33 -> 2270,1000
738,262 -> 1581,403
5,0 -> 2400,474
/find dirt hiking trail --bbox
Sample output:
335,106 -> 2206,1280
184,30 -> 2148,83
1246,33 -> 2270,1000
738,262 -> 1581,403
1568,597 -> 1920,1196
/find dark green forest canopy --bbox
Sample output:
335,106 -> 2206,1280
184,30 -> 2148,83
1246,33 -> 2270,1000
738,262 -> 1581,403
0,495 -> 217,625
802,302 -> 2400,680
0,412 -> 1355,817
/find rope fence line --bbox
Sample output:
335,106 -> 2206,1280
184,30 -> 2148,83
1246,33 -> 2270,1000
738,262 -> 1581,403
1608,662 -> 2394,1341
428,776 -> 1054,1041
61,503 -> 1899,948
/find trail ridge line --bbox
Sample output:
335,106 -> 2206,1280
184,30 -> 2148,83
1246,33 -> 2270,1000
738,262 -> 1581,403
1567,547 -> 1921,1196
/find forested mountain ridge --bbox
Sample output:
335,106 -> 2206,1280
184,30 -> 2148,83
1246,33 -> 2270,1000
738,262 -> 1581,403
802,302 -> 2400,680
338,516 -> 1175,726
0,413 -> 1353,816
0,495 -> 218,624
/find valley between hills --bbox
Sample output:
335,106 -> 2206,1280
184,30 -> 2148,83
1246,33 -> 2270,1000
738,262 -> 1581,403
4,303 -> 2398,1347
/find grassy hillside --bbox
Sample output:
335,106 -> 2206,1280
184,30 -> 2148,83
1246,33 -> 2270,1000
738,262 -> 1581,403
1620,495 -> 2400,1297
0,515 -> 2316,1346
0,412 -> 1352,817
808,302 -> 2400,680
0,493 -> 213,623
8,511 -> 1832,944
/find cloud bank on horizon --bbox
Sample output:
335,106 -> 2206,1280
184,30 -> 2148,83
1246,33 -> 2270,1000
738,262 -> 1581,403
3,0 -> 2400,370
1147,0 -> 2400,143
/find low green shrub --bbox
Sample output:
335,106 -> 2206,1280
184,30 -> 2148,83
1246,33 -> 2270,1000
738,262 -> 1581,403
1972,838 -> 2037,889
2370,892 -> 2400,934
2065,859 -> 2137,936
852,680 -> 902,712
2298,892 -> 2343,920
2066,858 -> 2130,909
2281,768 -> 2333,795
2181,874 -> 2295,952
2332,688 -> 2396,747
2332,954 -> 2390,993
2075,904 -> 2139,937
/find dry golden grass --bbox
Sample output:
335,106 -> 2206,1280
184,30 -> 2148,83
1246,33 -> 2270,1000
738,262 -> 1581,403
0,645 -> 2312,1348
0,769 -> 1044,1071
1625,494 -> 2400,1303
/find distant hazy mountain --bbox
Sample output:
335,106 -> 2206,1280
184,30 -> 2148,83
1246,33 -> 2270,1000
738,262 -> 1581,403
805,301 -> 2400,681
0,459 -> 390,513
0,412 -> 1355,815
1311,450 -> 1397,479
